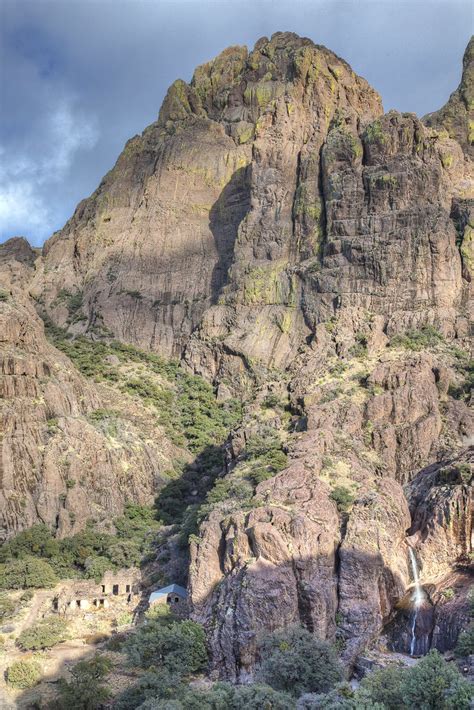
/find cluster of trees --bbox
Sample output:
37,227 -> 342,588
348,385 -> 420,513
8,611 -> 471,709
0,504 -> 160,589
51,623 -> 471,710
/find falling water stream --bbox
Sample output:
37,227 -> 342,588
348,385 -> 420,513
408,547 -> 424,655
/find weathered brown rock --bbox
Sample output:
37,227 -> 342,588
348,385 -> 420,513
0,284 -> 180,540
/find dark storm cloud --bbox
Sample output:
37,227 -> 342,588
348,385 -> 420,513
0,0 -> 471,245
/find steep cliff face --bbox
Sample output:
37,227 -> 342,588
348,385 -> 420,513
0,240 -> 182,540
33,33 -> 471,392
189,343 -> 472,676
1,32 -> 473,676
34,32 -> 383,363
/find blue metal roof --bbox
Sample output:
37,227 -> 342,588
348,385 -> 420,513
149,584 -> 187,602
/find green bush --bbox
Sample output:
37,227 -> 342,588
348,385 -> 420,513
114,669 -> 185,710
232,683 -> 295,709
0,289 -> 10,302
51,655 -> 112,710
257,626 -> 343,697
0,556 -> 58,589
0,594 -> 16,621
17,616 -> 69,650
115,611 -> 133,627
124,619 -> 208,675
6,659 -> 42,689
360,650 -> 472,709
297,682 -> 381,709
448,359 -> 474,401
329,487 -> 355,513
389,325 -> 443,351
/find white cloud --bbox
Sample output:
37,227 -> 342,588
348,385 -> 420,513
0,98 -> 98,242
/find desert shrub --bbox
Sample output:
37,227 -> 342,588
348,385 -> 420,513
0,289 -> 9,301
389,325 -> 443,351
51,655 -> 112,710
114,669 -> 185,710
179,682 -> 236,709
232,683 -> 295,709
349,333 -> 368,359
106,632 -> 127,651
262,393 -> 282,409
0,594 -> 16,621
115,611 -> 133,627
6,658 -> 41,689
0,523 -> 57,562
124,619 -> 207,675
17,616 -> 69,650
329,487 -> 354,513
0,556 -> 58,589
206,478 -> 254,506
448,359 -> 474,401
257,626 -> 343,698
360,665 -> 406,708
297,682 -> 383,708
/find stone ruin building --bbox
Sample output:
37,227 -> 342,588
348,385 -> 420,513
53,568 -> 141,615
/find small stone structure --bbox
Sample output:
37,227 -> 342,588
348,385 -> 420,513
148,584 -> 187,608
53,568 -> 141,615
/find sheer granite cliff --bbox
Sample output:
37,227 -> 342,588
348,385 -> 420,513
0,32 -> 472,675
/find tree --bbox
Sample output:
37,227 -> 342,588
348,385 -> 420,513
108,539 -> 142,568
84,555 -> 114,582
51,655 -> 112,710
0,556 -> 58,589
402,651 -> 472,709
455,626 -> 474,657
360,651 -> 473,710
360,665 -> 406,708
257,626 -> 343,697
17,616 -> 69,650
6,659 -> 41,689
124,619 -> 208,675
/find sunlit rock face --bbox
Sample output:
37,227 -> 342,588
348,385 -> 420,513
32,32 -> 471,383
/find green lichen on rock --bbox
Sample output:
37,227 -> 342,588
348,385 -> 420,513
244,81 -> 283,108
364,119 -> 386,145
242,262 -> 294,306
293,184 -> 322,221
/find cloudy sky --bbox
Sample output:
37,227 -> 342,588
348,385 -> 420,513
0,0 -> 471,246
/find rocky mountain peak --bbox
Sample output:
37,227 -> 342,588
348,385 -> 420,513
424,34 -> 473,158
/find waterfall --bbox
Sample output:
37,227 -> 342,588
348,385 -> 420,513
408,547 -> 423,655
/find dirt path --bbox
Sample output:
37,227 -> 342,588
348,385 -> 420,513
14,589 -> 57,636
